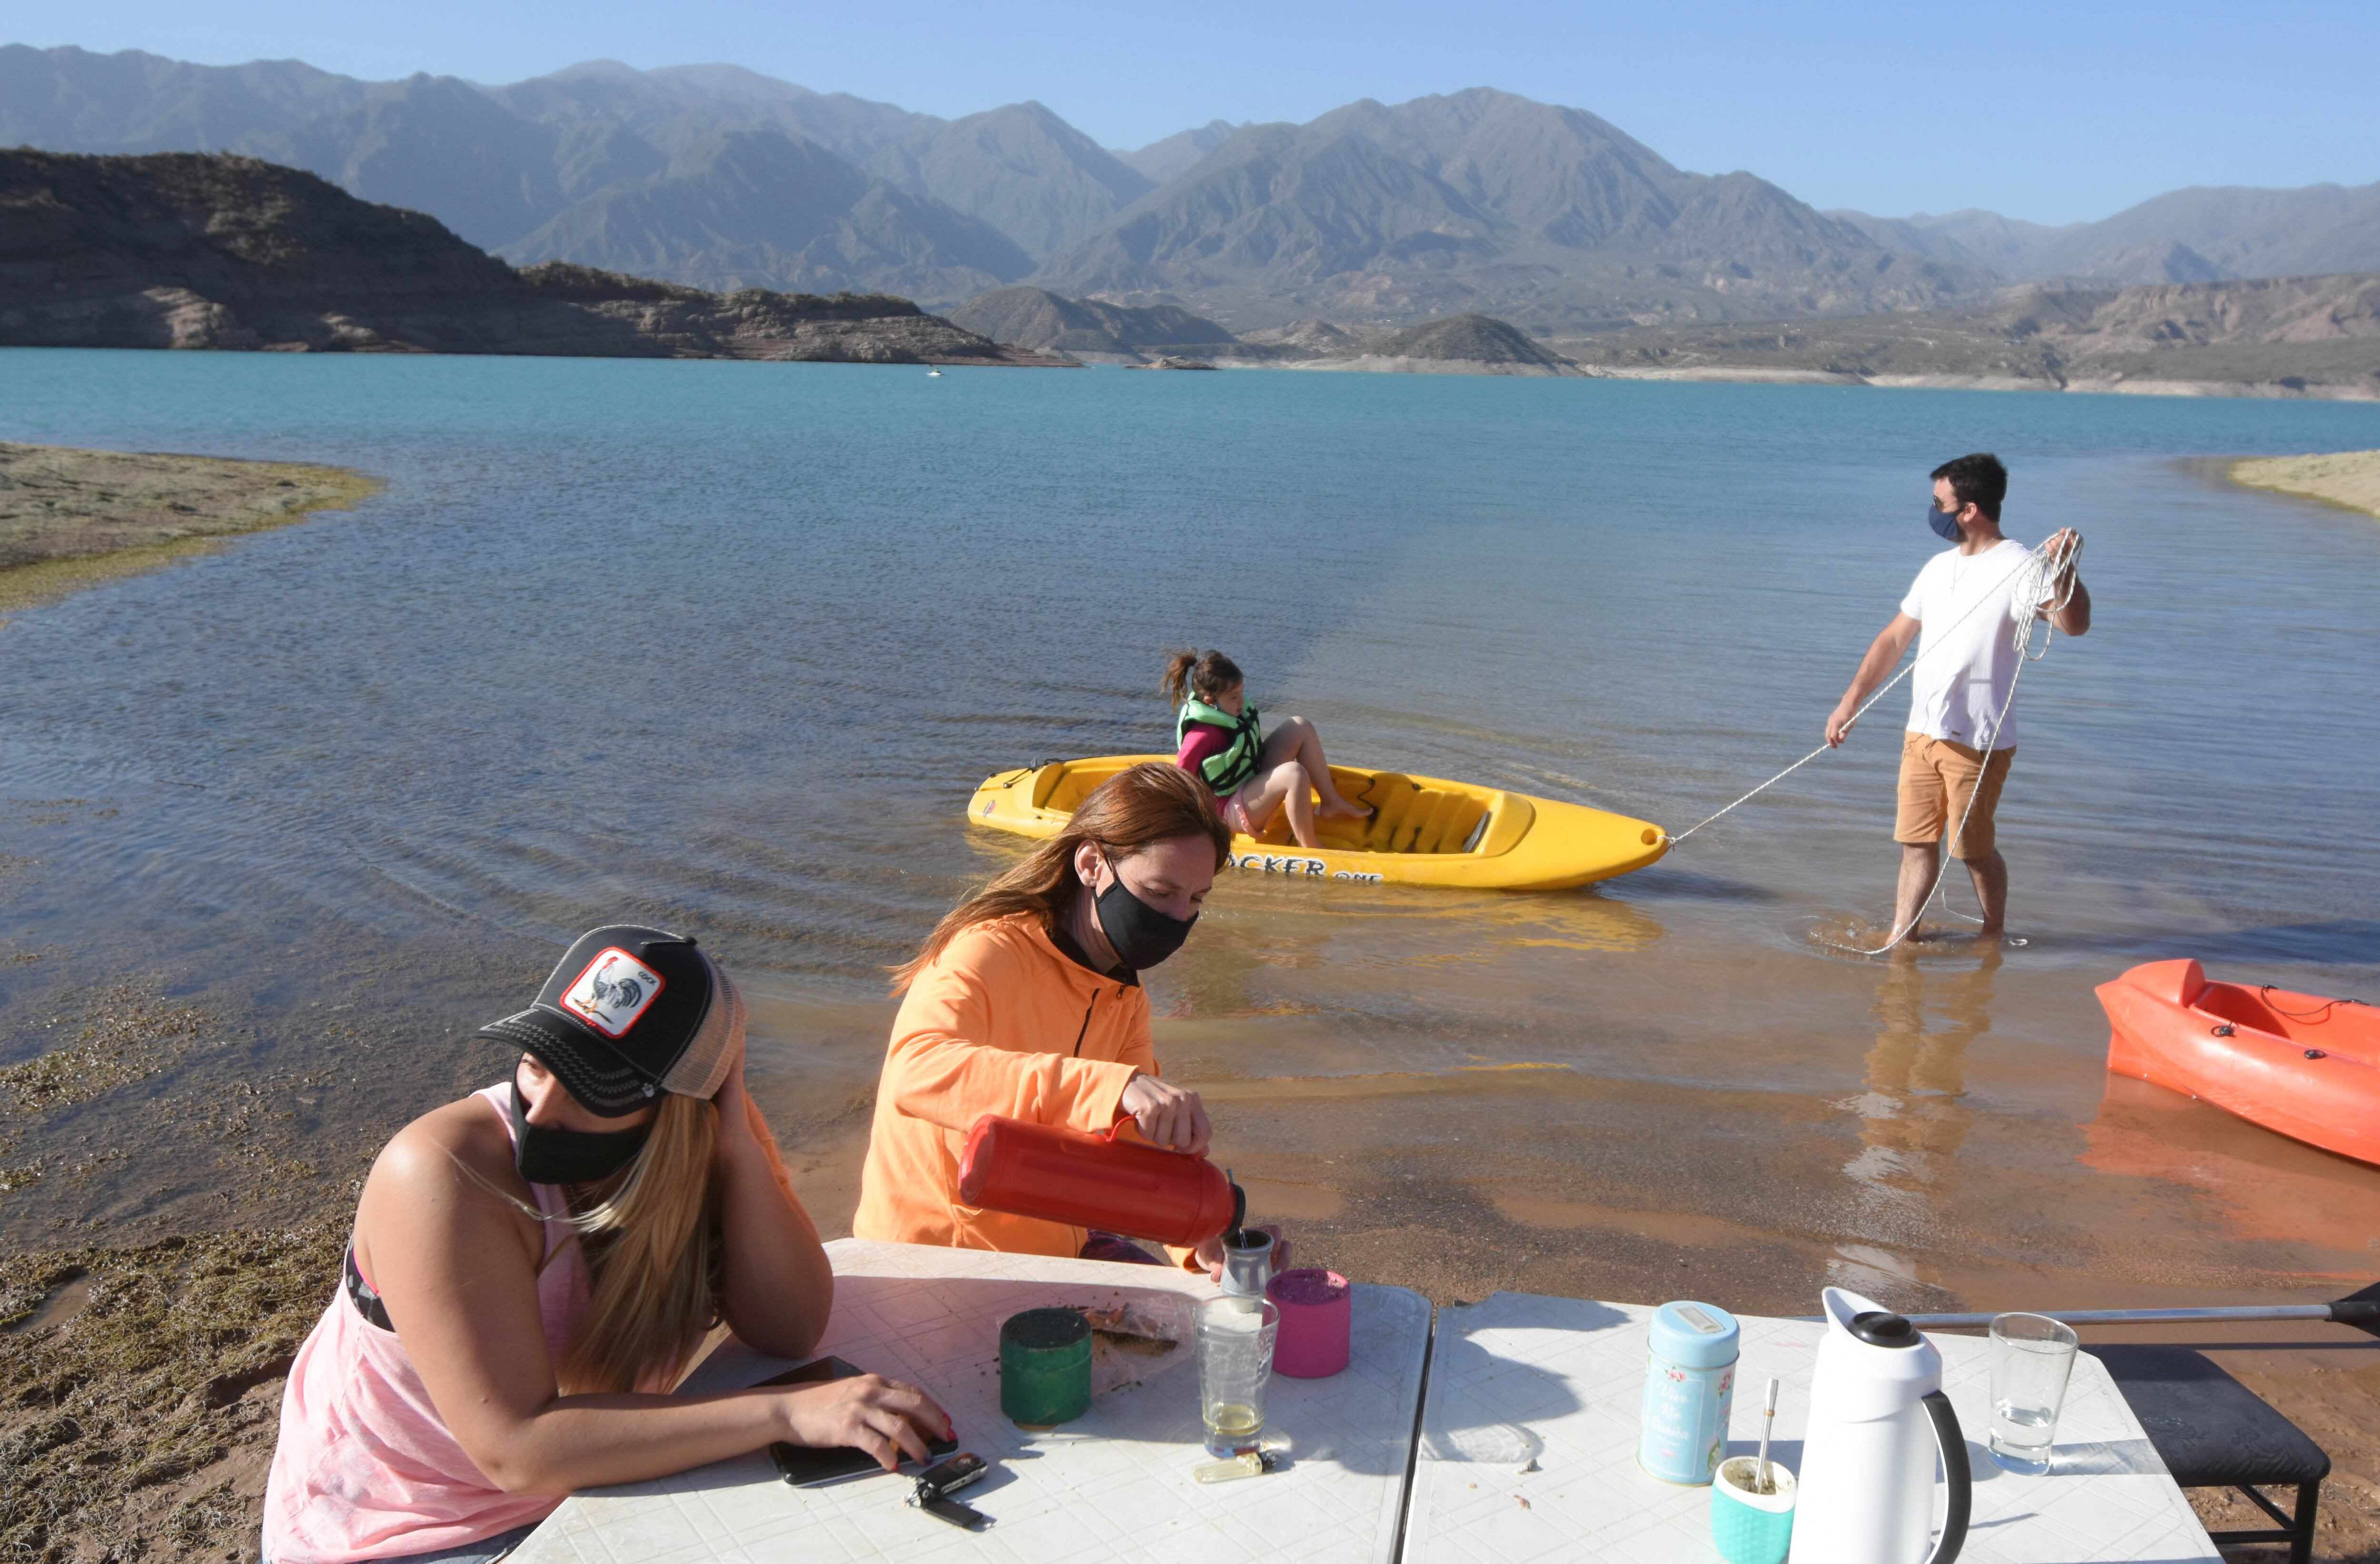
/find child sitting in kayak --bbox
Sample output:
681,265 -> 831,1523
1163,648 -> 1369,849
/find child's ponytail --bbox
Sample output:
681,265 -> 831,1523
1161,648 -> 1200,706
1162,648 -> 1244,707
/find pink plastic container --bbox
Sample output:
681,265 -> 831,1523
1267,1268 -> 1352,1379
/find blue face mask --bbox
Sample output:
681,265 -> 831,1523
1927,503 -> 1964,541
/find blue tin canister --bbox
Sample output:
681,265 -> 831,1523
1637,1299 -> 1740,1485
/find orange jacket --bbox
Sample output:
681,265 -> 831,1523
854,914 -> 1182,1260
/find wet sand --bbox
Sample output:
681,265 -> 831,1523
0,440 -> 377,619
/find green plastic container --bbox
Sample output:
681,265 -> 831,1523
1000,1307 -> 1092,1426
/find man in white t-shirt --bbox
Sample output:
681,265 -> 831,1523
1824,453 -> 2090,944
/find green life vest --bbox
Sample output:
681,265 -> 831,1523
1177,697 -> 1262,797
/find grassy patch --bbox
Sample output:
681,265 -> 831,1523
0,443 -> 380,621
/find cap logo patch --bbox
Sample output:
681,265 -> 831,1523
562,948 -> 665,1038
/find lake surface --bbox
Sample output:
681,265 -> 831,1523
3,349 -> 2376,1313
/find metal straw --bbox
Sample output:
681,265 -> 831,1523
1755,1377 -> 1779,1495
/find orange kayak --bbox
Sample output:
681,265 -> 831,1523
2096,959 -> 2380,1166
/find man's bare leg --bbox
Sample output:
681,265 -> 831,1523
1893,842 -> 1939,943
1960,848 -> 2008,938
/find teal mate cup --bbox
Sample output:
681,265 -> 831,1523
1710,1457 -> 1796,1564
999,1307 -> 1091,1426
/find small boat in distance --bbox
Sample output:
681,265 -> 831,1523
2097,958 -> 2380,1165
927,368 -> 943,377
967,755 -> 1668,891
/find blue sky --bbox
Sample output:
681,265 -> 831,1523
8,0 -> 2375,226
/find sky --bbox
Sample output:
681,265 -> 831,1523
8,0 -> 2376,226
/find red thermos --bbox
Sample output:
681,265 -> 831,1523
956,1114 -> 1238,1247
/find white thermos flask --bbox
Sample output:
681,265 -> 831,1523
1787,1286 -> 1972,1564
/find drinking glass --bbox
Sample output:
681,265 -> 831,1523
1195,1296 -> 1279,1456
1987,1312 -> 2079,1473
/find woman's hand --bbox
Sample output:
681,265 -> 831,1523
1120,1072 -> 1211,1155
712,1036 -> 754,1146
777,1374 -> 952,1472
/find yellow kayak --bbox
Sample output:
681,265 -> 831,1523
966,755 -> 1668,892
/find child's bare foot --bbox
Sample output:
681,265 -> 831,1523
1318,796 -> 1372,821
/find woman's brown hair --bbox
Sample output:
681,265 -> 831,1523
893,762 -> 1229,991
1161,648 -> 1244,707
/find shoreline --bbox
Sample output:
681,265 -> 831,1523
1196,358 -> 2380,398
0,442 -> 380,620
2227,448 -> 2380,518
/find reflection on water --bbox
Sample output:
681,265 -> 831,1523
2084,1075 -> 2380,1268
1845,951 -> 1998,1191
2,351 -> 2378,1311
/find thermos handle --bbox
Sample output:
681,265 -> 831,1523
1919,1389 -> 1971,1564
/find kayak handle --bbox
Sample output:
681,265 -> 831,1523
2211,1024 -> 2235,1036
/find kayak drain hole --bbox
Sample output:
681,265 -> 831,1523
2306,1049 -> 2327,1060
2211,1025 -> 2235,1036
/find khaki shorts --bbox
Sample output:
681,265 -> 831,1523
1894,733 -> 2015,859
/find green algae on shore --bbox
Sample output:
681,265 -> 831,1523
1,1225 -> 345,1563
0,441 -> 380,621
2229,448 -> 2380,520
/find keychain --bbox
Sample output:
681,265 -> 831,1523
907,1453 -> 991,1529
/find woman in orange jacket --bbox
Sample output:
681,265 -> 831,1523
854,762 -> 1229,1270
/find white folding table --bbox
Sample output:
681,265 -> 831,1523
513,1238 -> 1433,1564
1403,1292 -> 2221,1564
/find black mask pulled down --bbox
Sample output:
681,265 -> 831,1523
507,1080 -> 654,1186
1092,859 -> 1199,971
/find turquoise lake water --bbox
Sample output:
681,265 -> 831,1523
3,349 -> 2376,1308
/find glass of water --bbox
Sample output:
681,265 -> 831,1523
1988,1312 -> 2080,1473
1196,1296 -> 1280,1456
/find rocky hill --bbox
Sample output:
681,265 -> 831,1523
1546,272 -> 2380,397
0,149 -> 1062,364
946,286 -> 1230,358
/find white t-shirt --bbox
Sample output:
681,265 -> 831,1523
1900,538 -> 2050,751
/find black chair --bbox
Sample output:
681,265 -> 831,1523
2092,1344 -> 2328,1564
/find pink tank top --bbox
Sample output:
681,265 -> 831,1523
262,1085 -> 592,1563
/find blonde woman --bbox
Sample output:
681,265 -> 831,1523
263,926 -> 950,1564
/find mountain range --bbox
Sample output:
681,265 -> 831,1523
5,44 -> 2378,327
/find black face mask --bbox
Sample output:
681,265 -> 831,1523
1927,502 -> 1965,541
1092,860 -> 1198,972
508,1080 -> 654,1185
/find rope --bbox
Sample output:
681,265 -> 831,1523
2257,985 -> 2369,1022
1666,531 -> 2082,957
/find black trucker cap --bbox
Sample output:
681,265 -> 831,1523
475,925 -> 744,1117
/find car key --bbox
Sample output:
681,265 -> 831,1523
908,1453 -> 990,1529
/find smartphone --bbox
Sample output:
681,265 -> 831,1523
762,1357 -> 957,1487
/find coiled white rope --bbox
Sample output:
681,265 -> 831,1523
1666,532 -> 2082,956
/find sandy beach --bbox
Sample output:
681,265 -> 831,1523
2230,448 -> 2380,518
